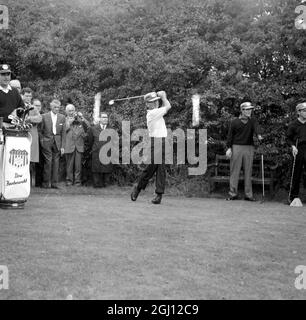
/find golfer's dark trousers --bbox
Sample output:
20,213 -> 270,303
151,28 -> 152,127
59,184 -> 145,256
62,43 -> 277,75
41,137 -> 60,187
136,138 -> 166,195
291,143 -> 306,199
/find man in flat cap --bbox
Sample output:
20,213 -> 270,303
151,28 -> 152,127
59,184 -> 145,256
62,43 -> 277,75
0,64 -> 24,125
131,91 -> 171,204
286,102 -> 306,203
225,101 -> 263,201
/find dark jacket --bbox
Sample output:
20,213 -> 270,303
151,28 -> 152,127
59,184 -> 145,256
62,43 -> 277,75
87,124 -> 113,173
39,112 -> 66,151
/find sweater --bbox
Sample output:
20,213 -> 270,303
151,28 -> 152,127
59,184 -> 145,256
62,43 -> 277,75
287,119 -> 306,147
226,117 -> 260,148
0,88 -> 24,122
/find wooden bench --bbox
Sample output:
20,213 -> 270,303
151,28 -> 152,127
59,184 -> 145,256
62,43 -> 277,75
207,154 -> 278,196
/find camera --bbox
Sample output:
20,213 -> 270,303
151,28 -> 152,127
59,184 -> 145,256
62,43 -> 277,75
73,112 -> 83,122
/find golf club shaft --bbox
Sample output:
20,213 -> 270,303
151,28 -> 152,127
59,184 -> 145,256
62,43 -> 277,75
261,154 -> 265,198
288,139 -> 298,202
112,95 -> 145,102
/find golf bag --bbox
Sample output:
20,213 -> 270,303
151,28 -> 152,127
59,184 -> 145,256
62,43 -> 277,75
0,129 -> 32,209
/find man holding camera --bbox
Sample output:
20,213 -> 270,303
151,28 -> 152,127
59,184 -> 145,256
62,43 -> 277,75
64,104 -> 89,186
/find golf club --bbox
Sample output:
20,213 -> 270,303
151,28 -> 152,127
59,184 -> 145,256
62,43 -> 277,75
288,140 -> 298,204
109,94 -> 146,105
260,153 -> 265,203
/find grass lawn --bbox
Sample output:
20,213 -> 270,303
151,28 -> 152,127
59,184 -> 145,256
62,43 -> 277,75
0,185 -> 306,300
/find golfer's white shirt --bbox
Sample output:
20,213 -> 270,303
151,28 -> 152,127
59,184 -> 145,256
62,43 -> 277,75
51,112 -> 57,135
146,107 -> 167,138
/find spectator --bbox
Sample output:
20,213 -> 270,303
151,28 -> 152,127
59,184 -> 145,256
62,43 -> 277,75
32,99 -> 44,187
39,99 -> 66,189
225,102 -> 263,201
64,104 -> 89,186
21,88 -> 42,186
87,112 -> 113,188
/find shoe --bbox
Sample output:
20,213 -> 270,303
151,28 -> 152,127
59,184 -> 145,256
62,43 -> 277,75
131,186 -> 141,201
244,197 -> 256,202
75,182 -> 82,187
66,182 -> 73,186
151,194 -> 162,204
226,195 -> 238,201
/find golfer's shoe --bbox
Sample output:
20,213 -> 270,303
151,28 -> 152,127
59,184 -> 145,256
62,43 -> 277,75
151,194 -> 162,204
131,186 -> 140,201
244,196 -> 257,202
226,195 -> 238,201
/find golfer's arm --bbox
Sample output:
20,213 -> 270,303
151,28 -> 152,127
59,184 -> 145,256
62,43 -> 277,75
162,98 -> 171,113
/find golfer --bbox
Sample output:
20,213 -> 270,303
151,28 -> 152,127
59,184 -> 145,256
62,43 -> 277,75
225,102 -> 263,201
131,91 -> 171,204
287,102 -> 306,204
0,64 -> 24,125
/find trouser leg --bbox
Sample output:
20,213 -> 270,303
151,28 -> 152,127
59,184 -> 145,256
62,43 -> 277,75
74,150 -> 83,184
229,145 -> 243,197
51,143 -> 60,186
41,144 -> 52,187
243,146 -> 254,198
137,164 -> 158,191
92,173 -> 104,187
65,152 -> 74,184
155,164 -> 166,194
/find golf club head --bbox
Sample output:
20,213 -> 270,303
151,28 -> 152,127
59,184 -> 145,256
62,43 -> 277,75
109,100 -> 115,105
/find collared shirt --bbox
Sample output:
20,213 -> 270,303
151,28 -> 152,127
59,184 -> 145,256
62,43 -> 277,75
100,124 -> 107,130
0,85 -> 12,94
146,107 -> 167,138
51,111 -> 57,135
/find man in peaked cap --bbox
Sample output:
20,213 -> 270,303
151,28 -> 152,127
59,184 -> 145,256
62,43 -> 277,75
225,101 -> 263,201
130,91 -> 172,204
0,64 -> 24,125
286,102 -> 306,204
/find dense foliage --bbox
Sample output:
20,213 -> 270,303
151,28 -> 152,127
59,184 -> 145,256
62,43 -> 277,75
1,0 -> 305,191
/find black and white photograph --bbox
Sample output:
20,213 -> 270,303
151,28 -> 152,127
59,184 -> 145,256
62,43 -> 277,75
0,0 -> 306,303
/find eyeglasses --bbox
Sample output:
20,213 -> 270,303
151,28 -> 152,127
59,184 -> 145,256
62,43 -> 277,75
0,72 -> 11,76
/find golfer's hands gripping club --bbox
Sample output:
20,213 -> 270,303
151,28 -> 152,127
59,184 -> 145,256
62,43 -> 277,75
292,145 -> 298,157
157,91 -> 167,100
226,148 -> 232,159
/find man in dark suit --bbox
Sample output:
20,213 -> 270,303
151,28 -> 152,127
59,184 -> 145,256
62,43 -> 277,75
64,104 -> 89,186
39,99 -> 66,188
87,112 -> 113,188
